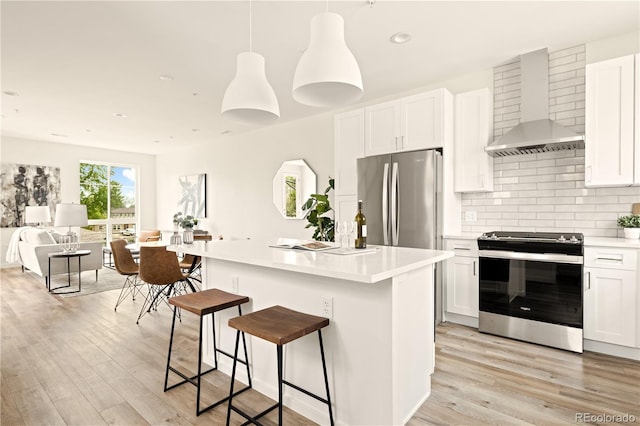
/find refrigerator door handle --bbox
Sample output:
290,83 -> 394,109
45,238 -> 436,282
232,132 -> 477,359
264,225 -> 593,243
391,162 -> 399,246
382,163 -> 390,245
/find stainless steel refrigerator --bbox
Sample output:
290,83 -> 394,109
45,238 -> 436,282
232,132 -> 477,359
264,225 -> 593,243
357,149 -> 442,250
357,149 -> 443,325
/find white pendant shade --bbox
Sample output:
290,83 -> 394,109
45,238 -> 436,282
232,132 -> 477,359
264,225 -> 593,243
293,12 -> 363,108
221,51 -> 280,126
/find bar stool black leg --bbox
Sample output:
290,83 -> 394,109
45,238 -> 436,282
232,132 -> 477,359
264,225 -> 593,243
318,330 -> 334,426
277,345 -> 283,425
164,306 -> 179,391
226,330 -> 241,426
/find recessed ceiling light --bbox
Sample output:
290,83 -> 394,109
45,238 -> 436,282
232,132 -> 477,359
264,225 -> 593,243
3,91 -> 19,96
154,140 -> 161,143
113,113 -> 127,118
159,75 -> 174,81
192,129 -> 200,132
50,133 -> 68,137
85,129 -> 92,132
220,130 -> 231,135
390,32 -> 412,44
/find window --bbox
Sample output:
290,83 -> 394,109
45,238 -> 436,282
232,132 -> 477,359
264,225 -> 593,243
79,162 -> 137,244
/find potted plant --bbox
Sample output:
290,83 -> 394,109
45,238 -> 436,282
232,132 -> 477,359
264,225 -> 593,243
173,212 -> 196,243
302,177 -> 335,242
617,214 -> 640,239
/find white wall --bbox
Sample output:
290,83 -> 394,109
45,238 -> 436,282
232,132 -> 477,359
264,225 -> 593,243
155,113 -> 334,240
1,136 -> 157,266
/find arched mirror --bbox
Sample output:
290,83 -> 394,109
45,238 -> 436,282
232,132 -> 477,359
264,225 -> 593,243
272,159 -> 316,219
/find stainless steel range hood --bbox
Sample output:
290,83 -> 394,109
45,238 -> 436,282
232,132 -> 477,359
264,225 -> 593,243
486,48 -> 585,157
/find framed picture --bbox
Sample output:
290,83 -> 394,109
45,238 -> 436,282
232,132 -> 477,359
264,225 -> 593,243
0,163 -> 61,227
178,173 -> 206,218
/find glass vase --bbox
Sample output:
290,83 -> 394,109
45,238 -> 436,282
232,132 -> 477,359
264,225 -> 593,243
183,228 -> 194,244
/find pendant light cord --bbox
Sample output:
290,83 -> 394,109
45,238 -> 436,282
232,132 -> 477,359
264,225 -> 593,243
249,0 -> 253,52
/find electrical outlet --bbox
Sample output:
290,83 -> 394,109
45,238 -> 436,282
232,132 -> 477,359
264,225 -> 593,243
465,211 -> 477,222
231,276 -> 239,294
321,296 -> 333,319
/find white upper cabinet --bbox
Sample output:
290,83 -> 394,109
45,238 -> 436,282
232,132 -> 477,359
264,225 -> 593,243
334,109 -> 364,196
365,89 -> 449,156
454,88 -> 494,193
585,54 -> 636,187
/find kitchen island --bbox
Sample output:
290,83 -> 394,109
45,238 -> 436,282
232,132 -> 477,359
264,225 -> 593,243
168,239 -> 453,425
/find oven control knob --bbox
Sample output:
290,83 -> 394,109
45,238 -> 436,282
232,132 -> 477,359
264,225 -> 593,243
570,235 -> 578,243
558,235 -> 566,242
491,233 -> 498,240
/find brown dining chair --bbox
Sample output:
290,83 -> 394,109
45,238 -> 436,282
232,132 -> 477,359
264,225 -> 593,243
137,245 -> 196,324
110,239 -> 143,311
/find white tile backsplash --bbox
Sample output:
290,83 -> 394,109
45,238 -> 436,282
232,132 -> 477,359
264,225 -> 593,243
462,44 -> 640,237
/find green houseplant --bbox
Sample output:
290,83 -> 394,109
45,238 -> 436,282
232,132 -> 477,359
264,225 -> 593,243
173,212 -> 196,229
617,214 -> 640,239
302,177 -> 335,242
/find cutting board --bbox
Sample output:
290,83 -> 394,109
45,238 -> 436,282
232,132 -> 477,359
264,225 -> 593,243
633,203 -> 640,215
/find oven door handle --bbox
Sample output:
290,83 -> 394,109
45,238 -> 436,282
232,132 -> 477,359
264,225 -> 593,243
479,250 -> 583,265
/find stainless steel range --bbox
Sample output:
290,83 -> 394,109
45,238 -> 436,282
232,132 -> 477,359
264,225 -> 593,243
478,231 -> 584,353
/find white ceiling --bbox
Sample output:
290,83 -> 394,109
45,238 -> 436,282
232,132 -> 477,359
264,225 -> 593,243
1,1 -> 638,155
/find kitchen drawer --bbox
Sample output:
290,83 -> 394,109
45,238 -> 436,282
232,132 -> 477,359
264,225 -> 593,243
445,238 -> 478,258
584,246 -> 638,271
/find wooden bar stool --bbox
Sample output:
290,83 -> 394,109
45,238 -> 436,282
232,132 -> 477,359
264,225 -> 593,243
226,305 -> 334,426
164,289 -> 252,416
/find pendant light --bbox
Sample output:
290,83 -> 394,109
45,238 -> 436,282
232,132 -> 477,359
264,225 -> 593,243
292,4 -> 363,108
221,0 -> 279,125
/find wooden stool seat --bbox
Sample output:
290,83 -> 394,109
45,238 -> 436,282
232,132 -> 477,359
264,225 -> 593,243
226,305 -> 334,425
165,288 -> 252,416
170,289 -> 249,316
229,305 -> 329,345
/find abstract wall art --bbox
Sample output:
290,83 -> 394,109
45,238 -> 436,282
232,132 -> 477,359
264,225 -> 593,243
177,173 -> 206,218
0,163 -> 61,227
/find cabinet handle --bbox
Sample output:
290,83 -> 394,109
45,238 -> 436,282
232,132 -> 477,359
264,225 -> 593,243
586,271 -> 591,290
473,261 -> 476,276
454,247 -> 471,251
395,136 -> 398,150
401,135 -> 404,149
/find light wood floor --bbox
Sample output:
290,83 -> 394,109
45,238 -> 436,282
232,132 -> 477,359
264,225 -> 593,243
2,267 -> 639,425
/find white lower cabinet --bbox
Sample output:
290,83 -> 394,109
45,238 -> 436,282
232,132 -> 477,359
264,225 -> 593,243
444,238 -> 478,320
584,246 -> 638,348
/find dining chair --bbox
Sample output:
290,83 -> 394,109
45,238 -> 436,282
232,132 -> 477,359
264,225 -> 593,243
110,239 -> 143,311
137,245 -> 197,324
139,229 -> 161,242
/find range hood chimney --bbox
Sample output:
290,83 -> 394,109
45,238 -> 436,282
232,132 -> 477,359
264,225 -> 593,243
485,48 -> 585,157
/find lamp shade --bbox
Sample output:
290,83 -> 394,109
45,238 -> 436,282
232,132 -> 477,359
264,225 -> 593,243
54,203 -> 88,227
25,206 -> 51,224
292,12 -> 363,107
221,52 -> 280,126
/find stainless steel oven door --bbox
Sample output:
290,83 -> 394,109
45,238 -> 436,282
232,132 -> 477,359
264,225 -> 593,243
478,250 -> 583,328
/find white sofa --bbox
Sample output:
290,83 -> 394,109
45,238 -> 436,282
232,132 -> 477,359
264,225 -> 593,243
17,228 -> 103,284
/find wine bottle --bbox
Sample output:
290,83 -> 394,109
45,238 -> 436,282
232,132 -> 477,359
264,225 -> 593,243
355,200 -> 367,249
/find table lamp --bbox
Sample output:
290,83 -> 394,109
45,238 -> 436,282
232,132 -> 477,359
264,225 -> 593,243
54,203 -> 88,251
25,206 -> 52,228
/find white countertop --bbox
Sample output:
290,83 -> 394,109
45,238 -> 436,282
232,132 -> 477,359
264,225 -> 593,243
167,239 -> 453,284
584,236 -> 640,249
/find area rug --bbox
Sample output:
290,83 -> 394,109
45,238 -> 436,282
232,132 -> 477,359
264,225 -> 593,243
22,267 -> 125,298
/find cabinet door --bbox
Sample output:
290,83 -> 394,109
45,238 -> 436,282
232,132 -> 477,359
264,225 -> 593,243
584,267 -> 636,347
334,109 -> 364,196
585,55 -> 635,187
401,90 -> 443,151
334,195 -> 357,226
454,88 -> 494,192
365,100 -> 400,156
445,255 -> 479,318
